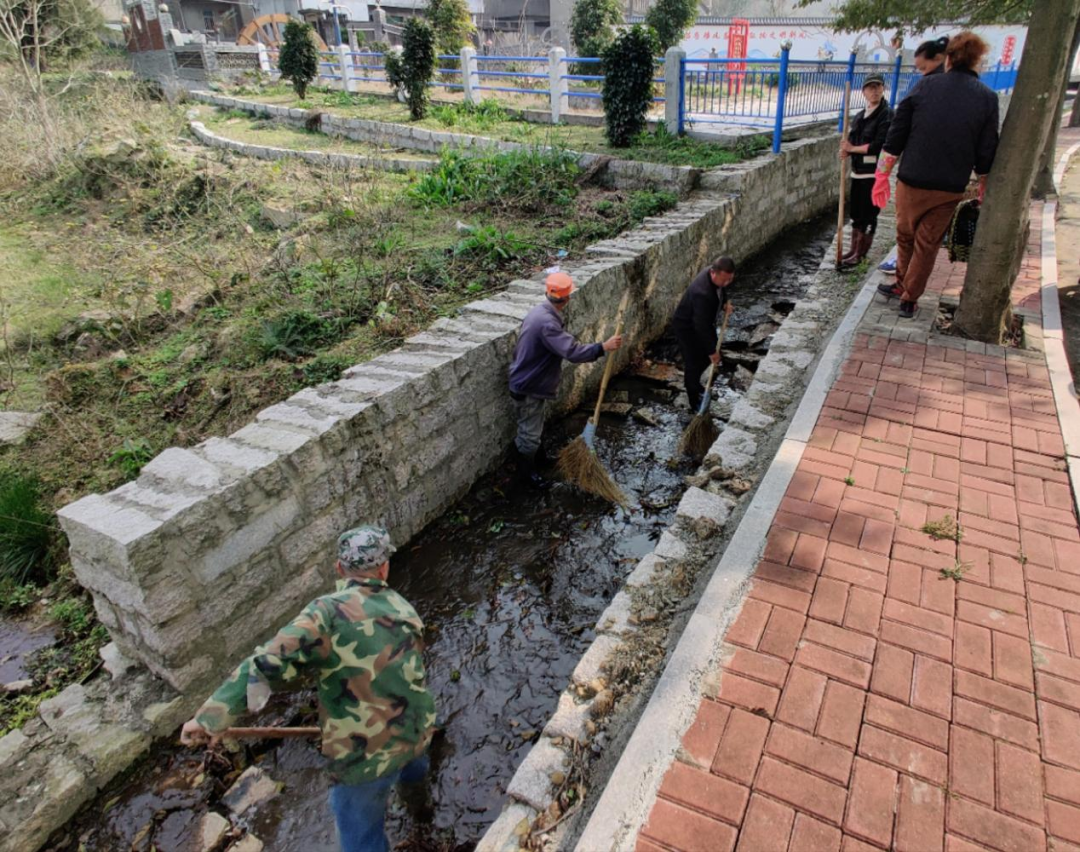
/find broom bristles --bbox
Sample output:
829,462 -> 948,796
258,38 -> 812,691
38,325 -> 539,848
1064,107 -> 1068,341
678,413 -> 719,460
557,436 -> 628,506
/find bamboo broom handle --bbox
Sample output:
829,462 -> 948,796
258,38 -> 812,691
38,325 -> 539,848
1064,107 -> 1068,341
589,289 -> 632,426
223,726 -> 322,739
836,79 -> 852,267
700,311 -> 732,398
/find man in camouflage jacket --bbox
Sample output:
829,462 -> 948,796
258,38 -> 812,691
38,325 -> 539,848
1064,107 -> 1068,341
181,525 -> 436,852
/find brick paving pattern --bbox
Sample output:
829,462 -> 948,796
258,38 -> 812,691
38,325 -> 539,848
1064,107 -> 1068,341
637,202 -> 1080,852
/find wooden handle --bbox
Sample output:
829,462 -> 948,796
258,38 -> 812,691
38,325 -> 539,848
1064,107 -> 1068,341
590,289 -> 632,426
837,80 -> 852,267
700,310 -> 731,397
223,726 -> 322,739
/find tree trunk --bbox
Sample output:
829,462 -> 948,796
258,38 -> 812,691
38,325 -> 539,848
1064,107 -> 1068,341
1072,80 -> 1080,126
1034,19 -> 1080,198
953,0 -> 1080,344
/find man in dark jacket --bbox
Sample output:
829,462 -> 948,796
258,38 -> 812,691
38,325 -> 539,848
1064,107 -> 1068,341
671,256 -> 736,412
873,32 -> 999,318
508,271 -> 623,484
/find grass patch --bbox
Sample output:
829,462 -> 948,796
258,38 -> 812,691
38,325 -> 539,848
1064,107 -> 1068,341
922,515 -> 961,542
0,471 -> 60,586
236,85 -> 766,168
939,561 -> 971,582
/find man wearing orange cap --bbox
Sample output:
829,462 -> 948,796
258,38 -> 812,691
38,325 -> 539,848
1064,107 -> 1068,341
507,271 -> 623,485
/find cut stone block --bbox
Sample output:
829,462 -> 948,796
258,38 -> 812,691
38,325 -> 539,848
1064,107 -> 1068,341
222,766 -> 281,816
505,737 -> 567,811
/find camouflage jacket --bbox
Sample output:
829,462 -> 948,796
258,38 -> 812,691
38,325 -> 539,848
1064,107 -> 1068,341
195,577 -> 436,785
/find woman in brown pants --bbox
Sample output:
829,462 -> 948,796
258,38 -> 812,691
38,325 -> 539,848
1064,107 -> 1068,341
872,32 -> 1000,319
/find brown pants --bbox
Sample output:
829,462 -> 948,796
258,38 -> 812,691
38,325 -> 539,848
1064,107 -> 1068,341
895,180 -> 964,304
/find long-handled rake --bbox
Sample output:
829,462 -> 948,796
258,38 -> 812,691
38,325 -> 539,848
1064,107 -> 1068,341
557,290 -> 630,506
678,311 -> 731,460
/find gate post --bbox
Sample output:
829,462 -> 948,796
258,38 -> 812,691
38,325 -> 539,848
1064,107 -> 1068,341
889,52 -> 902,108
772,44 -> 791,154
664,46 -> 685,135
549,47 -> 568,123
461,46 -> 478,104
839,50 -> 856,133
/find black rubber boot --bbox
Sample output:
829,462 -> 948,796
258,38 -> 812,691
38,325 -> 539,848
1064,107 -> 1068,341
840,227 -> 863,264
839,230 -> 866,271
516,450 -> 547,488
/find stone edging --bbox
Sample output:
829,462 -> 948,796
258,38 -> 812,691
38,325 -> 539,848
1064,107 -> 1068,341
189,119 -> 437,173
570,259 -> 887,852
475,229 -> 894,850
1045,142 -> 1080,518
190,92 -> 704,195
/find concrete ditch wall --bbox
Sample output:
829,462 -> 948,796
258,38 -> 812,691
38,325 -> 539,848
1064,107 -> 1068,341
56,131 -> 841,699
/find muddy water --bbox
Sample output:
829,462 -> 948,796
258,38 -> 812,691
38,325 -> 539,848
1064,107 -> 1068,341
50,215 -> 833,852
0,619 -> 55,684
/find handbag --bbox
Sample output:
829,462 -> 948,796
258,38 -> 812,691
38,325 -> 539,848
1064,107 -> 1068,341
946,199 -> 980,263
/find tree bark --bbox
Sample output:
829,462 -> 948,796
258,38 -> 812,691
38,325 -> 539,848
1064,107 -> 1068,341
954,0 -> 1080,344
1034,18 -> 1080,198
1072,79 -> 1080,126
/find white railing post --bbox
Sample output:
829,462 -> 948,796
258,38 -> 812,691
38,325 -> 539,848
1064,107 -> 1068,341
337,43 -> 351,92
664,46 -> 685,134
549,46 -> 568,124
257,42 -> 270,73
461,46 -> 478,104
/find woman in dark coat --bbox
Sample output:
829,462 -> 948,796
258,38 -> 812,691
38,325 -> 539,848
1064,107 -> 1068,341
874,31 -> 999,318
840,74 -> 892,269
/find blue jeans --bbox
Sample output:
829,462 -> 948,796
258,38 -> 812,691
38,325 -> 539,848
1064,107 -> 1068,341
329,756 -> 429,852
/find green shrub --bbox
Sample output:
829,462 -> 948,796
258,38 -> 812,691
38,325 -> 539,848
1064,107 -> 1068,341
602,26 -> 660,148
454,226 -> 535,266
408,147 -> 580,211
279,20 -> 319,101
426,0 -> 475,56
0,581 -> 39,613
299,353 -> 351,385
628,189 -> 678,221
0,472 -> 58,586
259,310 -> 340,360
645,0 -> 697,52
429,99 -> 509,131
109,438 -> 154,479
400,18 -> 437,120
570,0 -> 622,65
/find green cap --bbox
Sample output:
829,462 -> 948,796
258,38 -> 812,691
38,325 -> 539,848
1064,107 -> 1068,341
863,73 -> 885,88
337,525 -> 395,571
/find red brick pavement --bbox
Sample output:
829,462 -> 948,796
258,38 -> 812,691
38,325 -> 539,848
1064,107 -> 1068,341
637,213 -> 1080,852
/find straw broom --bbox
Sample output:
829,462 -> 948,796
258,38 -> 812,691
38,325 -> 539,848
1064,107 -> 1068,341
678,311 -> 731,460
557,290 -> 631,506
836,78 -> 853,269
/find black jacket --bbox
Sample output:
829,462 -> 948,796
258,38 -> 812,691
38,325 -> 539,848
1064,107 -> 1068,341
672,268 -> 728,354
884,68 -> 999,193
848,103 -> 893,176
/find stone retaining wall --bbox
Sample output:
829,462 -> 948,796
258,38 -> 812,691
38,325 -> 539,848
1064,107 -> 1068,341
57,132 -> 841,697
191,92 -> 705,196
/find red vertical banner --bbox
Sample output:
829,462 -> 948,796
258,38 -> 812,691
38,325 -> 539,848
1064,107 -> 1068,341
727,18 -> 749,95
1000,35 -> 1016,66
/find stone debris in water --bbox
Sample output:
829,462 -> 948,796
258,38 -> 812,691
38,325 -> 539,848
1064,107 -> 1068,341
631,361 -> 681,384
599,402 -> 633,417
732,365 -> 755,391
632,407 -> 660,426
229,835 -> 265,852
2,678 -> 33,694
222,766 -> 280,816
199,812 -> 230,851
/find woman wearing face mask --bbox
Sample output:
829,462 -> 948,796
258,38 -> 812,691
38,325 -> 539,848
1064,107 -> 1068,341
877,35 -> 951,275
839,73 -> 893,269
914,36 -> 949,76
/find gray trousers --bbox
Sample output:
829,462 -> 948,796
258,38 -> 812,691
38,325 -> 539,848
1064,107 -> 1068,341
513,395 -> 546,457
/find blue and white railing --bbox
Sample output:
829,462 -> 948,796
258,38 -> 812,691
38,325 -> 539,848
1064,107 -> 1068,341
254,43 -> 1017,149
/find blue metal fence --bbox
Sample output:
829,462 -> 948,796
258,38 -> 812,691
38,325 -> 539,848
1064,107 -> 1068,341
259,46 -> 1017,154
679,48 -> 1018,154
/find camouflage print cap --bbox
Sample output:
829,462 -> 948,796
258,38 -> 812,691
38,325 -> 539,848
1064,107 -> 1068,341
337,525 -> 396,571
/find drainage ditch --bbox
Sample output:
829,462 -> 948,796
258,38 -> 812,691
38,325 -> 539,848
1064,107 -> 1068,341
45,214 -> 833,852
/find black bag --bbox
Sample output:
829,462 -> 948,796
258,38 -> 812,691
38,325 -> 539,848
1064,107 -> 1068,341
947,199 -> 980,263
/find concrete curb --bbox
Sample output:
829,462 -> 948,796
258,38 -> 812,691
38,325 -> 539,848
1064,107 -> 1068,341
188,120 -> 435,173
1044,143 -> 1080,518
574,263 -> 884,851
